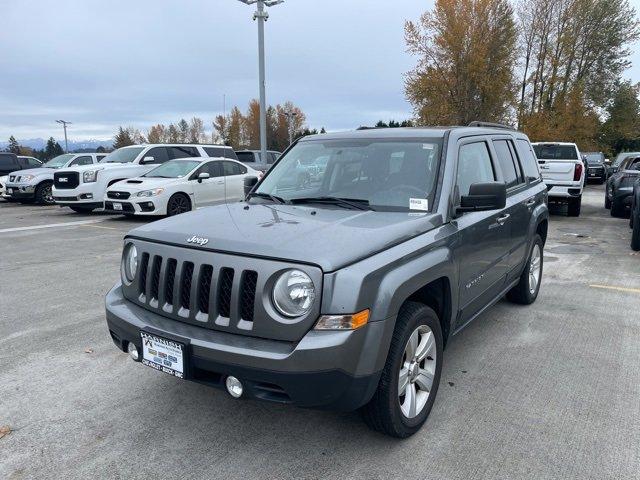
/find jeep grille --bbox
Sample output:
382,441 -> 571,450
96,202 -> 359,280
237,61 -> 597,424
121,240 -> 323,342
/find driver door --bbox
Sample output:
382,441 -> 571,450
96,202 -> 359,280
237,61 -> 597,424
192,161 -> 225,207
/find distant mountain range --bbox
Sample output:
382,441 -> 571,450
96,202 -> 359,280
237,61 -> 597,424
0,138 -> 114,151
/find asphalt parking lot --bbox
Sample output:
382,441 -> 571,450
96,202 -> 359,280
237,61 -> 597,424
1,185 -> 639,480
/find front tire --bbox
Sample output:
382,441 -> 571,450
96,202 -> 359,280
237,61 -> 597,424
507,234 -> 543,305
35,181 -> 54,205
166,193 -> 191,217
361,302 -> 443,438
567,196 -> 581,217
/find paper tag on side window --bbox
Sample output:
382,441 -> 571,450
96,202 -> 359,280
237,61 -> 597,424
409,198 -> 429,211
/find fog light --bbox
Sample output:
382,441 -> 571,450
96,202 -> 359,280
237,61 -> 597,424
225,376 -> 243,398
127,342 -> 140,361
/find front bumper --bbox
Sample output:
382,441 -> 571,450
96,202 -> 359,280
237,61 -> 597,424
103,199 -> 161,215
52,184 -> 102,206
106,284 -> 386,410
6,184 -> 36,199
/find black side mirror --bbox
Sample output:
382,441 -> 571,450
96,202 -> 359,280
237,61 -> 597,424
244,176 -> 259,197
457,182 -> 507,214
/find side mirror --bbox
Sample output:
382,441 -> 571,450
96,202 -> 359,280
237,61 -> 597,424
197,172 -> 210,183
244,176 -> 259,197
141,156 -> 155,164
457,182 -> 507,214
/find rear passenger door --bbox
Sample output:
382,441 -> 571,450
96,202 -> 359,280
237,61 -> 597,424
221,161 -> 248,201
491,138 -> 529,275
454,139 -> 511,325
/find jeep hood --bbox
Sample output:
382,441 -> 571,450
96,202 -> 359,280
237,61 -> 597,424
128,202 -> 443,271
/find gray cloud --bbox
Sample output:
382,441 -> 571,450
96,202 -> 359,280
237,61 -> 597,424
1,0 -> 638,142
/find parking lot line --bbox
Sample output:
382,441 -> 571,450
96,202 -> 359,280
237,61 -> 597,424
589,284 -> 640,294
0,218 -> 108,234
80,223 -> 119,231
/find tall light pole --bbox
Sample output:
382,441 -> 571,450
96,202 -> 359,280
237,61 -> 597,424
56,120 -> 72,152
285,110 -> 297,145
237,0 -> 284,161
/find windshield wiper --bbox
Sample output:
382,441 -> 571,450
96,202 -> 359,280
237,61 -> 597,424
247,192 -> 287,204
289,196 -> 372,210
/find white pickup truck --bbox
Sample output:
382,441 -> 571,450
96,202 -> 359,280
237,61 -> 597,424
52,144 -> 237,213
531,142 -> 585,217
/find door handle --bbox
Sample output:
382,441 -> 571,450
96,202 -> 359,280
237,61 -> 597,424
524,198 -> 536,207
496,214 -> 510,225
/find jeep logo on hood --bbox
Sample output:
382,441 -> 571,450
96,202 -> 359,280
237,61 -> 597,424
186,235 -> 209,247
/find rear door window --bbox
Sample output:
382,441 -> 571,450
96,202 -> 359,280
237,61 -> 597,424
235,152 -> 255,163
222,161 -> 247,176
492,140 -> 521,189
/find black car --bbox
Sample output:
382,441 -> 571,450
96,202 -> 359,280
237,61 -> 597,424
0,152 -> 37,176
630,179 -> 640,250
583,152 -> 607,184
606,155 -> 640,216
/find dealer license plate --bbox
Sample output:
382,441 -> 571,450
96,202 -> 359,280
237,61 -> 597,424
140,332 -> 185,378
113,202 -> 123,211
7,188 -> 13,194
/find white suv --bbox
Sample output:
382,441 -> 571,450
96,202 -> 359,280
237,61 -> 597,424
531,142 -> 585,216
52,144 -> 236,213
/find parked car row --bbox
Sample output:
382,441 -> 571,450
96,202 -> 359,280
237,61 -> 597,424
603,153 -> 640,250
1,144 -> 280,217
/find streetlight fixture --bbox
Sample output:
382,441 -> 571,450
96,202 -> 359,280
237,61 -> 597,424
236,0 -> 284,162
285,110 -> 298,145
56,120 -> 72,153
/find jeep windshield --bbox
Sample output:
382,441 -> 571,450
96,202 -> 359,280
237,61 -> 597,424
42,154 -> 75,168
144,160 -> 201,178
254,138 -> 442,211
100,146 -> 145,163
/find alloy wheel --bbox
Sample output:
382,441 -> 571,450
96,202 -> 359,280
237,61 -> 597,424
528,244 -> 542,295
398,325 -> 436,419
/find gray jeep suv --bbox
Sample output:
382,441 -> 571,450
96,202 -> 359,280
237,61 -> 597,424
106,124 -> 548,437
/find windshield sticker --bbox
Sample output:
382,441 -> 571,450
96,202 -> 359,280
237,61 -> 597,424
422,144 -> 434,150
409,198 -> 429,211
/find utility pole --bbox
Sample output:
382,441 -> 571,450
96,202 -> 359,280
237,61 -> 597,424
236,0 -> 284,161
285,110 -> 298,145
56,120 -> 72,152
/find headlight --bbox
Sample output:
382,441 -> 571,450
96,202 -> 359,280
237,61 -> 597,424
272,269 -> 315,317
136,188 -> 165,197
122,243 -> 138,282
83,169 -> 102,183
20,174 -> 35,183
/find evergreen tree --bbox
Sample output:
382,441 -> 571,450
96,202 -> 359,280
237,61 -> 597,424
44,137 -> 64,160
113,126 -> 135,149
7,136 -> 20,154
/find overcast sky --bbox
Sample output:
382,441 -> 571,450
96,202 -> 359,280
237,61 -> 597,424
1,0 -> 639,142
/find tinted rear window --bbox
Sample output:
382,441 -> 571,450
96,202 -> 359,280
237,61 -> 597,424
0,154 -> 17,168
533,145 -> 578,160
236,152 -> 255,163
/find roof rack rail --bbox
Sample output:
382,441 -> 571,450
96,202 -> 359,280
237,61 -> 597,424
467,121 -> 515,130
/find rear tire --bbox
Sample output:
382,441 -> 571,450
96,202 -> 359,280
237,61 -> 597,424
567,196 -> 581,217
361,302 -> 443,438
69,206 -> 95,213
507,234 -> 544,305
35,181 -> 54,205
